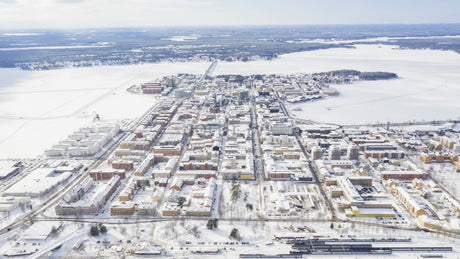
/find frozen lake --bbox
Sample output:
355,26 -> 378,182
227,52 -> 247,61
1,44 -> 459,158
215,44 -> 460,125
0,62 -> 210,158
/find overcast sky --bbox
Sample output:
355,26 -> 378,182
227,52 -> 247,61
0,0 -> 459,30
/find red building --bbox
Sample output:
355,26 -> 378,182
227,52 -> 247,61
142,82 -> 164,94
112,160 -> 134,171
90,169 -> 126,181
381,171 -> 428,181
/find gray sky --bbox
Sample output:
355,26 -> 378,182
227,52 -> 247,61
0,0 -> 459,29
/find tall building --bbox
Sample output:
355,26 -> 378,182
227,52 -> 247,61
347,144 -> 360,160
311,146 -> 322,160
329,145 -> 341,160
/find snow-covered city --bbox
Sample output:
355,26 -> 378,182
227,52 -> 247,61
1,54 -> 460,257
1,1 -> 460,257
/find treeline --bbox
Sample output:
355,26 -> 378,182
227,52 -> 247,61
313,69 -> 361,77
313,70 -> 397,80
359,71 -> 398,80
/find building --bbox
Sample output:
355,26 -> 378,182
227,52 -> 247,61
0,196 -> 31,212
137,203 -> 157,216
347,144 -> 359,160
134,154 -> 154,176
152,145 -> 183,156
381,170 -> 428,181
330,160 -> 353,169
311,146 -> 322,160
142,82 -> 164,94
110,201 -> 136,215
393,186 -> 425,217
420,152 -> 458,163
329,145 -> 341,160
270,120 -> 294,135
56,176 -> 121,215
89,169 -> 126,181
0,161 -> 22,180
112,160 -> 134,171
363,150 -> 405,159
161,202 -> 181,216
45,122 -> 120,157
5,167 -> 73,197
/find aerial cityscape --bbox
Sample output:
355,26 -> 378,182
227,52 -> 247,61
1,0 -> 460,258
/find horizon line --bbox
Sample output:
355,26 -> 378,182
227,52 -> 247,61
1,23 -> 460,32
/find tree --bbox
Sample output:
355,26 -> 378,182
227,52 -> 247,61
230,228 -> 240,239
99,225 -> 108,235
90,225 -> 99,236
50,225 -> 58,237
206,220 -> 214,230
191,226 -> 201,238
231,182 -> 240,202
246,203 -> 253,210
178,196 -> 186,208
206,218 -> 218,230
330,223 -> 334,229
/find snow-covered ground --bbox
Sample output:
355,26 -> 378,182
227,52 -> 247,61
219,181 -> 260,219
0,62 -> 210,159
18,220 -> 456,258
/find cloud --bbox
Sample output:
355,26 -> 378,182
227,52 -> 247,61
0,0 -> 458,29
55,0 -> 85,3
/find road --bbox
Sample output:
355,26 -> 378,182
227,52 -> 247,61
248,82 -> 266,218
294,134 -> 336,220
272,83 -> 336,220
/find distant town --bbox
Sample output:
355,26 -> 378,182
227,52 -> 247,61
1,63 -> 460,258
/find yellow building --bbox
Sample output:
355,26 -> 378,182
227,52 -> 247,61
418,216 -> 443,230
412,179 -> 423,188
110,202 -> 136,215
420,153 -> 432,163
239,173 -> 255,180
344,206 -> 395,218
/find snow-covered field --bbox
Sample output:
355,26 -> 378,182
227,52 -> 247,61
0,62 -> 210,159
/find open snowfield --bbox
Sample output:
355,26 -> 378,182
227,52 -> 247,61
0,62 -> 210,159
215,44 -> 460,125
